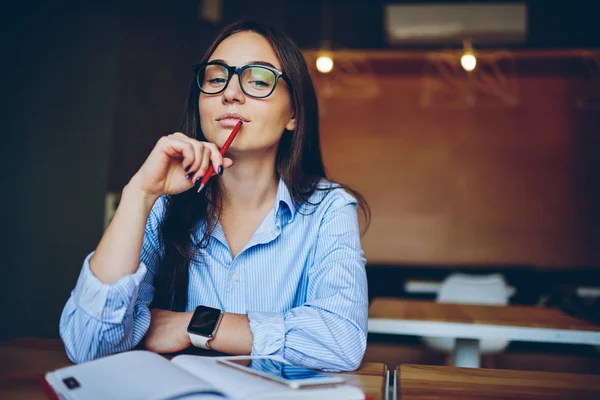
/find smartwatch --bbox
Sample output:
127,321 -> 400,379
187,305 -> 224,350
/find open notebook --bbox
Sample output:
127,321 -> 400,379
43,350 -> 365,400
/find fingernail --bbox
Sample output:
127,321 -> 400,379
185,173 -> 193,180
184,165 -> 191,172
194,176 -> 202,184
218,166 -> 223,175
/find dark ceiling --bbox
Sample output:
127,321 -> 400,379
222,0 -> 600,50
4,0 -> 600,51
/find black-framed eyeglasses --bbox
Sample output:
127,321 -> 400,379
193,61 -> 288,99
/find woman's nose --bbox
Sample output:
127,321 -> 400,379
222,74 -> 245,104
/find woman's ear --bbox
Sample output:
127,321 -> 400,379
285,114 -> 296,131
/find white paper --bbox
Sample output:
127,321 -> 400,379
46,351 -> 222,400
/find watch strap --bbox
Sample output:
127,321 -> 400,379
189,333 -> 212,349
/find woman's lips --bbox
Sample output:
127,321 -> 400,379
217,118 -> 248,127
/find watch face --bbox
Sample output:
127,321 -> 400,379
188,306 -> 221,336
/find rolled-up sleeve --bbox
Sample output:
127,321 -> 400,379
248,194 -> 368,372
59,197 -> 166,363
248,311 -> 284,356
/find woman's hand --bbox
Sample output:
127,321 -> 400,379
129,133 -> 234,200
144,309 -> 193,354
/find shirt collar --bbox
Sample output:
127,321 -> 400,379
192,178 -> 298,246
274,177 -> 297,225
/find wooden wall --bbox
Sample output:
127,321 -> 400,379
316,55 -> 600,268
107,20 -> 600,270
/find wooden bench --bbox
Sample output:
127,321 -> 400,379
397,364 -> 600,400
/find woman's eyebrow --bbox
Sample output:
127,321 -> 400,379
247,61 -> 277,68
210,59 -> 277,69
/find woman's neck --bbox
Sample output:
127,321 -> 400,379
218,153 -> 279,213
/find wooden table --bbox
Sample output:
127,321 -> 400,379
397,364 -> 600,400
369,298 -> 600,368
0,338 -> 388,400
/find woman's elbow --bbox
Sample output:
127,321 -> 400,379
345,335 -> 367,371
60,326 -> 104,364
59,316 -> 112,364
329,329 -> 366,372
64,345 -> 94,364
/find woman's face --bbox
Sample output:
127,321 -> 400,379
198,31 -> 295,155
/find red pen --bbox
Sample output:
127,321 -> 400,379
197,120 -> 243,193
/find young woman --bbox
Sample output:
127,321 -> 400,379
60,21 -> 370,372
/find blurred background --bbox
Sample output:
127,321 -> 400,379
1,0 -> 599,374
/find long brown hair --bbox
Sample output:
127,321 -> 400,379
152,21 -> 370,311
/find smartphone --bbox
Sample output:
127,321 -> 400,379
217,357 -> 345,389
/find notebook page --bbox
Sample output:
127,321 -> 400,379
46,350 -> 222,400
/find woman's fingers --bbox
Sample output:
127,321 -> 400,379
168,133 -> 208,181
194,146 -> 212,183
185,141 -> 206,180
222,157 -> 234,169
171,132 -> 190,140
204,143 -> 226,175
158,136 -> 196,169
161,134 -> 235,185
205,157 -> 234,178
167,133 -> 199,174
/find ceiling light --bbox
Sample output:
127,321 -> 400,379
461,53 -> 477,71
316,55 -> 334,73
460,40 -> 477,72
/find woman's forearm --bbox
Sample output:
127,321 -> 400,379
210,313 -> 253,355
90,175 -> 159,284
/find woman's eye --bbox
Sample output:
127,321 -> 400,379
250,80 -> 269,87
207,78 -> 227,85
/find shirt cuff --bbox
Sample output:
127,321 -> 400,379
72,252 -> 148,323
248,311 -> 285,356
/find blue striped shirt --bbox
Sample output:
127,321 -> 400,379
59,179 -> 368,371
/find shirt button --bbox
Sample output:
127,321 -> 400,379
232,273 -> 240,282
